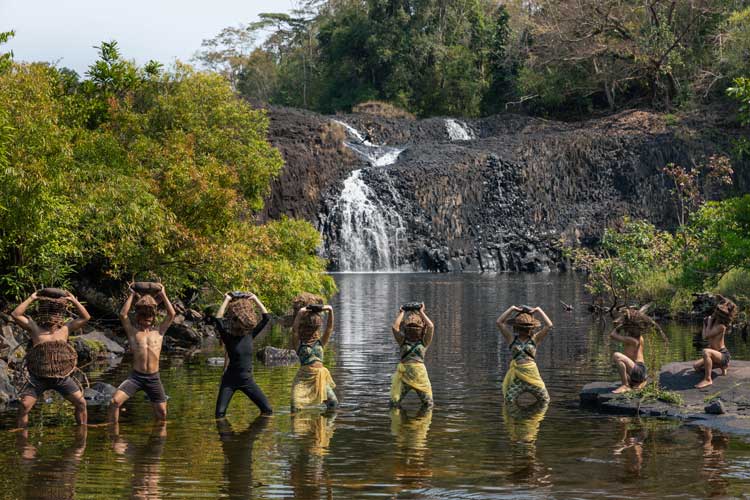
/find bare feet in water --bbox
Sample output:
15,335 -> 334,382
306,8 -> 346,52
695,379 -> 713,389
612,385 -> 631,394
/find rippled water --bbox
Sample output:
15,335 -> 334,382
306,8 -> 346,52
1,273 -> 749,499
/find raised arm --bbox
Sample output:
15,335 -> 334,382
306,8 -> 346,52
392,308 -> 405,344
119,290 -> 137,336
158,286 -> 176,335
291,307 -> 304,348
11,292 -> 38,333
418,305 -> 435,348
249,293 -> 270,339
702,316 -> 726,340
216,293 -> 232,319
64,292 -> 91,333
320,305 -> 334,346
609,325 -> 639,347
496,305 -> 520,344
531,307 -> 553,344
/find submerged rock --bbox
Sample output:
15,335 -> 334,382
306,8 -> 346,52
256,346 -> 299,367
84,382 -> 117,406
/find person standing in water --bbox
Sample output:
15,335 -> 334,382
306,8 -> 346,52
290,303 -> 337,412
497,305 -> 553,404
109,284 -> 176,423
212,292 -> 273,417
694,296 -> 738,389
12,290 -> 91,427
389,303 -> 435,408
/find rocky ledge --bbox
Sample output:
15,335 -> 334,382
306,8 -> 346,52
581,361 -> 750,436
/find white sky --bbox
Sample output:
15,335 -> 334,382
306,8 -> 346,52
0,0 -> 294,75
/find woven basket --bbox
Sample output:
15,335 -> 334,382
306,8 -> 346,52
713,299 -> 738,326
225,298 -> 260,336
37,288 -> 68,299
35,297 -> 68,329
617,308 -> 656,336
292,293 -> 324,316
26,340 -> 77,378
133,281 -> 162,295
298,313 -> 323,344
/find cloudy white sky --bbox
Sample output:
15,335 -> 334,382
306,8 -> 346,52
1,0 -> 294,75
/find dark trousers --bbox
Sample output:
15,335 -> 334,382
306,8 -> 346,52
215,373 -> 272,417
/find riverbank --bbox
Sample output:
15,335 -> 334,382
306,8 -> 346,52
581,361 -> 750,437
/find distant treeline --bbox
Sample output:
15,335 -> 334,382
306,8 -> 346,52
196,0 -> 750,118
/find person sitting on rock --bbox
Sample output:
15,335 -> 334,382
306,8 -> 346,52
11,289 -> 91,427
694,296 -> 738,389
290,303 -> 337,412
497,305 -> 553,404
109,284 -> 175,423
212,291 -> 273,418
609,313 -> 650,394
389,303 -> 434,409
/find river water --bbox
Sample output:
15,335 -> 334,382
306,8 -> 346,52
1,273 -> 749,499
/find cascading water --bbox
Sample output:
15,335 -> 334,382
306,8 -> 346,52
445,118 -> 475,141
326,120 -> 406,272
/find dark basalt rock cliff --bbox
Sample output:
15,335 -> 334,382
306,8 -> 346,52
262,106 -> 747,272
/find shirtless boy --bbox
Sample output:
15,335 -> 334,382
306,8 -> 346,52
109,284 -> 176,422
11,290 -> 91,427
694,297 -> 738,389
610,325 -> 648,394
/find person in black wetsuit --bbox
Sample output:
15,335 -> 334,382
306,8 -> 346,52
212,292 -> 273,417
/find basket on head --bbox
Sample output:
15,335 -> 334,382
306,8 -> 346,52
225,298 -> 260,336
298,311 -> 323,344
292,293 -> 324,316
403,312 -> 425,341
615,308 -> 655,336
512,312 -> 540,331
132,281 -> 162,296
25,340 -> 78,378
135,294 -> 158,320
713,298 -> 738,326
35,296 -> 68,330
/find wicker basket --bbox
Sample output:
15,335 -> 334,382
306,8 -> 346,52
292,293 -> 324,316
26,341 -> 77,378
35,297 -> 68,329
225,298 -> 260,336
617,308 -> 656,336
298,313 -> 323,344
133,281 -> 162,295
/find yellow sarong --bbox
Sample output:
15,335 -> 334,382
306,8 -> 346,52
291,365 -> 336,408
390,362 -> 433,400
502,360 -> 546,397
502,401 -> 548,444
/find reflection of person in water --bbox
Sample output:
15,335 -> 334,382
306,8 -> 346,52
390,407 -> 433,482
502,400 -> 549,484
111,422 -> 167,500
699,427 -> 729,495
613,418 -> 646,479
216,416 -> 271,499
290,412 -> 336,499
17,425 -> 87,500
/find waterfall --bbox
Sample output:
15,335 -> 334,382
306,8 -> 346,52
445,118 -> 475,141
326,120 -> 407,272
332,119 -> 405,167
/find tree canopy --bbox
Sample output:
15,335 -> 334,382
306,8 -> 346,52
0,40 -> 334,311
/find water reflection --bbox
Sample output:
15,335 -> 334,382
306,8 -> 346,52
502,401 -> 550,485
111,422 -> 166,500
699,427 -> 730,496
390,407 -> 433,483
17,426 -> 87,500
613,418 -> 646,480
290,412 -> 336,499
216,416 -> 271,499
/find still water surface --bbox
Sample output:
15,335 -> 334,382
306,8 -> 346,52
1,273 -> 749,499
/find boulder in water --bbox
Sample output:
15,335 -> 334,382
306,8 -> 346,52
84,382 -> 117,406
256,346 -> 299,367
